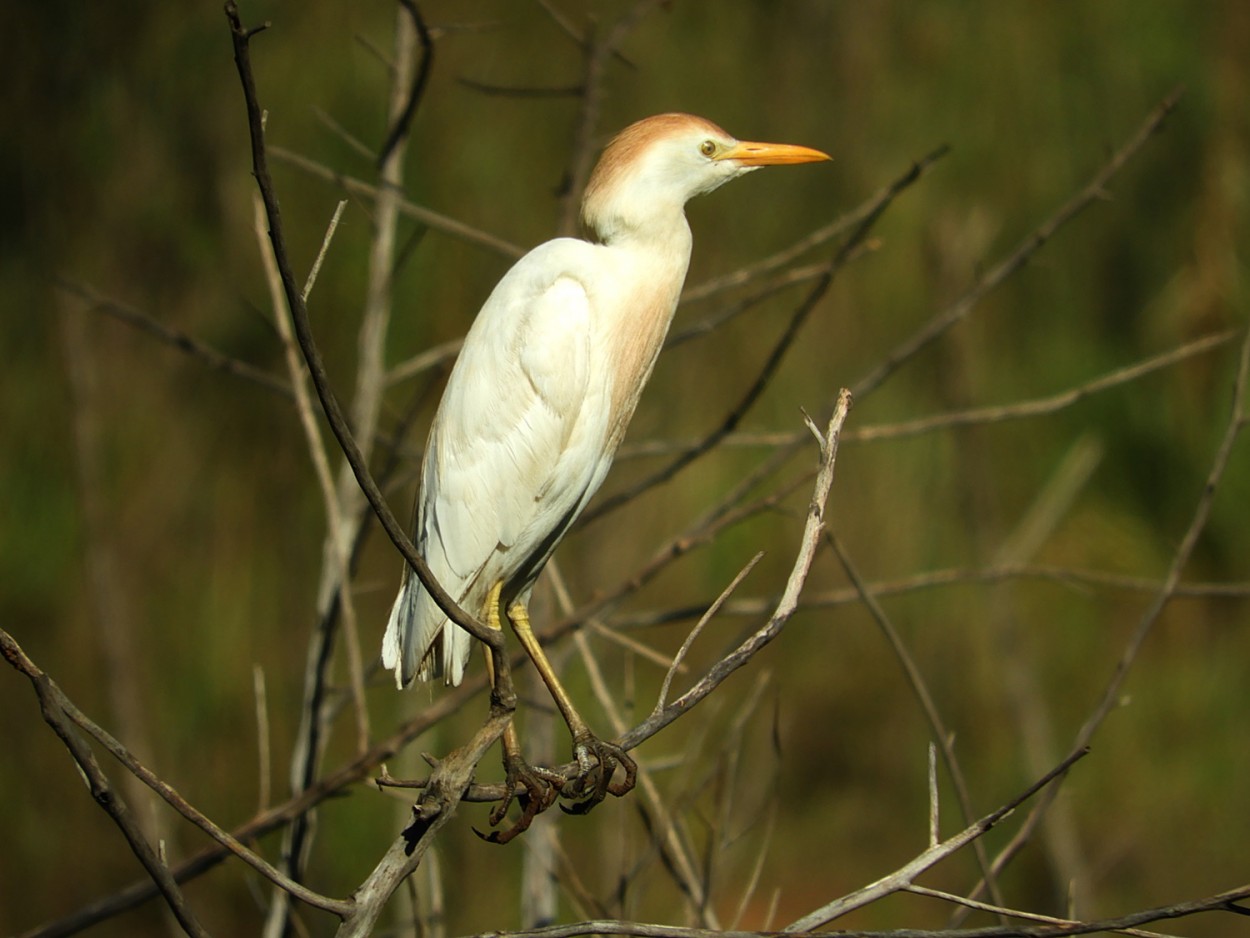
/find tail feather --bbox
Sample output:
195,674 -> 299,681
382,578 -> 422,688
382,574 -> 473,687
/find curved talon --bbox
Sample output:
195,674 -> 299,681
476,754 -> 561,845
559,734 -> 637,815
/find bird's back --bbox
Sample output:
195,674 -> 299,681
384,239 -> 626,685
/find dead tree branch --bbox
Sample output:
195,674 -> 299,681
959,311 -> 1250,915
851,86 -> 1185,400
0,630 -> 213,938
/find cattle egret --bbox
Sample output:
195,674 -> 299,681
384,113 -> 828,837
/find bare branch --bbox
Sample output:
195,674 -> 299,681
1,629 -> 212,938
926,744 -> 939,849
549,563 -> 720,928
612,565 -> 1250,631
965,309 -> 1250,909
301,198 -> 347,302
652,552 -> 764,717
581,144 -> 940,527
224,0 -> 502,656
534,0 -> 637,69
387,335 -> 463,385
54,277 -> 292,400
26,669 -> 490,936
679,145 -> 949,305
620,262 -> 1230,467
830,533 -> 1006,914
850,329 -> 1235,444
255,192 -> 368,935
851,86 -> 1186,400
621,390 -> 852,751
454,878 -> 1250,937
0,628 -> 352,921
338,708 -> 513,937
556,0 -> 666,236
456,77 -> 583,98
376,0 -> 434,168
270,145 -> 525,259
905,884 -> 1173,938
783,746 -> 1089,932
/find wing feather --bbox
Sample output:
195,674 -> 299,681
384,241 -> 604,686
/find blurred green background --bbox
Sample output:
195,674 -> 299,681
3,1 -> 1248,936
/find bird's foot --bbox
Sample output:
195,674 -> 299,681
474,753 -> 563,845
560,732 -> 637,815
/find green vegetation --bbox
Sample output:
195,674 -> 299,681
2,2 -> 1246,936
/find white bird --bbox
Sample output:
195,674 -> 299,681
384,113 -> 828,836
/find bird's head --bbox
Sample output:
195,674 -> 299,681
582,113 -> 830,244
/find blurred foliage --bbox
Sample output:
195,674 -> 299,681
2,1 -> 1248,936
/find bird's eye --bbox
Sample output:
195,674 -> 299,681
699,140 -> 717,157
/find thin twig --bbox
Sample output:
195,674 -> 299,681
962,307 -> 1250,915
301,199 -> 346,303
617,309 -> 1232,462
456,77 -> 583,98
585,625 -> 722,927
1,630 -> 212,938
533,452 -> 821,687
27,670 -> 491,937
57,303 -> 165,848
253,665 -> 271,812
450,879 -> 1250,938
927,743 -> 939,849
783,746 -> 1090,932
387,335 -> 463,385
256,193 -> 367,937
269,12 -> 423,930
679,144 -> 949,305
376,0 -> 434,168
224,0 -> 500,656
580,145 -> 940,527
270,145 -> 524,259
666,244 -> 878,352
620,390 -> 852,752
652,552 -> 764,716
339,708 -> 513,938
851,86 -> 1185,400
535,0 -> 636,69
556,0 -> 664,236
546,563 -> 719,927
54,277 -> 292,399
851,328 -> 1234,443
829,533 -> 1006,914
729,803 -> 778,931
0,628 -> 352,920
905,884 -> 1175,938
313,105 -> 375,162
979,434 -> 1104,919
612,562 -> 1250,630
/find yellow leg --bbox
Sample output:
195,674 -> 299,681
477,582 -> 560,843
505,598 -> 591,740
480,582 -> 524,764
506,598 -> 636,806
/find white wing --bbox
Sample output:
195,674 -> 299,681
383,240 -> 609,687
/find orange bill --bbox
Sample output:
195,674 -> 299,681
716,140 -> 831,166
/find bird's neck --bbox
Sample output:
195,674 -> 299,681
589,200 -> 692,255
594,212 -> 693,449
